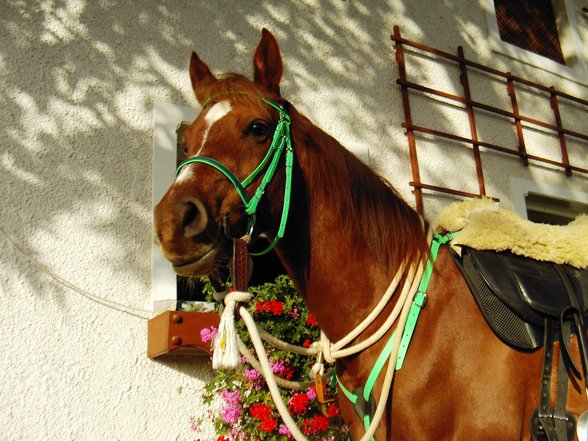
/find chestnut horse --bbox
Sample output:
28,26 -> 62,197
154,29 -> 587,440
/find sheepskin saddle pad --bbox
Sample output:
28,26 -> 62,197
435,198 -> 588,352
435,197 -> 588,269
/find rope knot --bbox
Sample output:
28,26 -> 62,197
224,290 -> 253,305
320,332 -> 336,364
309,346 -> 325,380
212,290 -> 252,369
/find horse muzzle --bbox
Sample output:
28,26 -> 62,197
154,194 -> 229,277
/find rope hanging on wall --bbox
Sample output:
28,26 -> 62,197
0,225 -> 153,320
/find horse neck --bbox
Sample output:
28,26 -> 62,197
273,107 -> 429,342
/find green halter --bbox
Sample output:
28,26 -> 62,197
175,96 -> 294,256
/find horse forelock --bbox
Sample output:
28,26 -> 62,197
178,75 -> 283,182
198,74 -> 281,112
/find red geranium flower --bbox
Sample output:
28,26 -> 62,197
282,364 -> 294,381
249,403 -> 273,420
258,417 -> 278,433
254,300 -> 270,316
303,339 -> 312,348
270,300 -> 284,316
288,392 -> 310,415
327,403 -> 341,417
302,414 -> 330,435
312,414 -> 330,432
306,313 -> 317,326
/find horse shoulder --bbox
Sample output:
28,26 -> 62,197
391,247 -> 543,440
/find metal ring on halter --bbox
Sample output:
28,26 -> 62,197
222,204 -> 256,239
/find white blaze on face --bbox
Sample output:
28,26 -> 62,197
176,100 -> 233,183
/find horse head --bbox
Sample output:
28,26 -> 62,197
154,29 -> 289,278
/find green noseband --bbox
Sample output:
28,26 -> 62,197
175,96 -> 294,256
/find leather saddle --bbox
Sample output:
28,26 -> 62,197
452,247 -> 588,351
452,247 -> 588,441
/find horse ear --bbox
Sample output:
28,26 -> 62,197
189,51 -> 217,103
253,28 -> 283,94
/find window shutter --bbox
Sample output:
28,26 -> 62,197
494,0 -> 565,65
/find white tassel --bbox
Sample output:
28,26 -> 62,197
212,291 -> 252,369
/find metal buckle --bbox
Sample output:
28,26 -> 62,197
412,291 -> 427,309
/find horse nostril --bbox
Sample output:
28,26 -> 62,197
181,198 -> 207,238
184,202 -> 198,226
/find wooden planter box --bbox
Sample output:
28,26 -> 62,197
147,311 -> 220,358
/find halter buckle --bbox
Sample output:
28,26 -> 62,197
412,291 -> 427,309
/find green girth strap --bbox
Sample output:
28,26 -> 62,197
334,232 -> 457,439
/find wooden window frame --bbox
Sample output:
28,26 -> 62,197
510,176 -> 588,223
494,0 -> 565,65
151,102 -> 198,312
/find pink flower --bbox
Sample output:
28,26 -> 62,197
243,368 -> 260,381
219,390 -> 242,424
189,416 -> 197,432
221,389 -> 241,404
200,326 -> 218,343
279,423 -> 291,436
270,359 -> 294,380
220,403 -> 242,425
243,368 -> 264,388
306,386 -> 317,401
270,359 -> 286,375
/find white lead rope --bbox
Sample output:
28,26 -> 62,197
211,230 -> 431,440
239,306 -> 309,441
323,262 -> 419,362
217,259 -> 424,441
211,258 -> 424,441
354,262 -> 423,441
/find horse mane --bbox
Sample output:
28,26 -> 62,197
288,105 -> 430,271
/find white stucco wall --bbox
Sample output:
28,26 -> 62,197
1,1 -> 586,440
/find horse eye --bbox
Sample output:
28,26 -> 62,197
245,120 -> 268,137
182,144 -> 188,155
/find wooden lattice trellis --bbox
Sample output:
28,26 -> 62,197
391,26 -> 588,216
